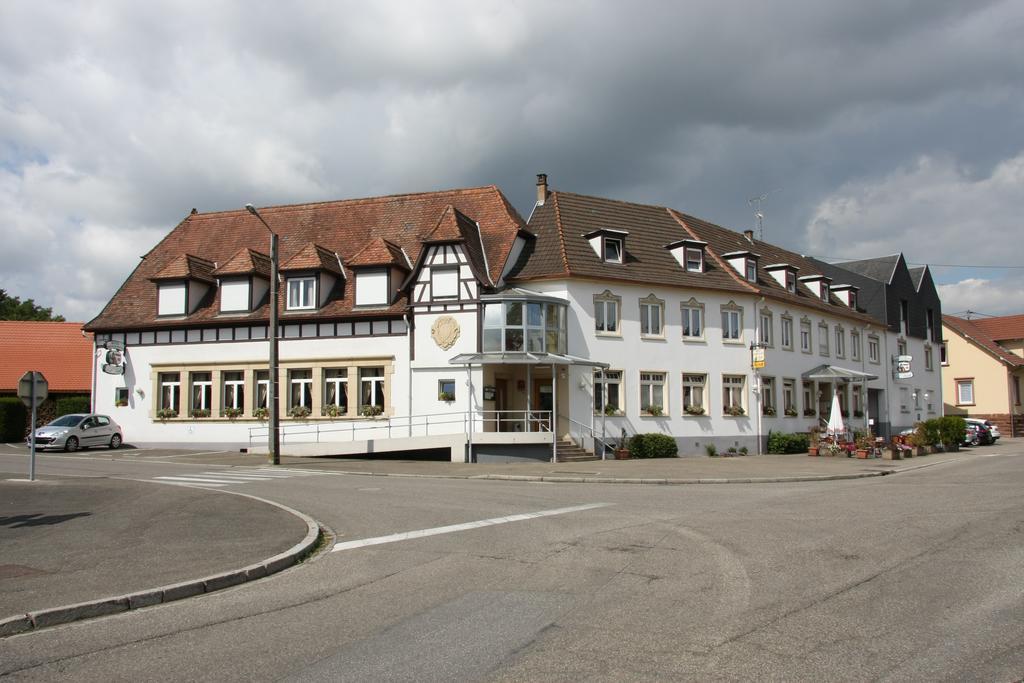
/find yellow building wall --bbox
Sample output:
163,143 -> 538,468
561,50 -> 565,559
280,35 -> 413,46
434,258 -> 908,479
941,324 -> 1011,415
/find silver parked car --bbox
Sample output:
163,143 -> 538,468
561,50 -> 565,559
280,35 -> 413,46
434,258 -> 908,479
965,418 -> 1000,442
28,413 -> 123,452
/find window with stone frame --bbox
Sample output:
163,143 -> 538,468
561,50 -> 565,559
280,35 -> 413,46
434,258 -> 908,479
783,379 -> 796,416
594,291 -> 621,335
722,375 -> 746,415
759,309 -> 773,347
780,315 -> 793,350
721,303 -> 743,342
681,299 -> 705,339
594,370 -> 623,415
818,322 -> 830,356
761,376 -> 776,416
851,330 -> 861,361
639,371 -> 666,415
834,326 -> 845,358
868,335 -> 880,364
800,318 -> 812,353
682,373 -> 707,415
639,294 -> 665,338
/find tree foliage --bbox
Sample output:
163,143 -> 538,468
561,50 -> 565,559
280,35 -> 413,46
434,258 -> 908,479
0,289 -> 65,321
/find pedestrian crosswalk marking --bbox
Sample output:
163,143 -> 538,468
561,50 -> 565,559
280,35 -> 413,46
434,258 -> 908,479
151,467 -> 326,488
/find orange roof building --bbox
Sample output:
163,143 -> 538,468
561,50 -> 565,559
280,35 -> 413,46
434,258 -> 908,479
0,321 -> 93,394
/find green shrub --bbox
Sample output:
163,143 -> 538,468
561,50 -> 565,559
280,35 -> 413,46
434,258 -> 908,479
0,397 -> 28,442
705,443 -> 718,457
916,419 -> 942,447
938,415 -> 966,446
767,431 -> 811,454
55,395 -> 91,417
628,433 -> 678,458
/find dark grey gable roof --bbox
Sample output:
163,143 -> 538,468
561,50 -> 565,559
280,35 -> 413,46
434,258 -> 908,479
834,255 -> 900,284
909,266 -> 926,290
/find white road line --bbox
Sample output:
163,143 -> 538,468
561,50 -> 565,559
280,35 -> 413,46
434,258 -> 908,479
150,480 -> 228,488
331,502 -> 612,553
195,473 -> 284,480
153,476 -> 246,484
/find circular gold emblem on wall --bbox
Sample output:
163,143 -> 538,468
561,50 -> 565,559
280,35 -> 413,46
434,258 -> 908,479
431,315 -> 461,351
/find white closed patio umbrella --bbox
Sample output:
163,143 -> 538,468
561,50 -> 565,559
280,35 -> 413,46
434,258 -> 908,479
826,391 -> 845,438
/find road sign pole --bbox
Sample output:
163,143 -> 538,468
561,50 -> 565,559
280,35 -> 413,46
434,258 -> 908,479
29,378 -> 37,481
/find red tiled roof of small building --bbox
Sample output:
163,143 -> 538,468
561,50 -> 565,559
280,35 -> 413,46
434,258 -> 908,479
969,314 -> 1024,343
0,322 -> 94,393
214,247 -> 272,278
943,314 -> 1024,367
85,185 -> 524,331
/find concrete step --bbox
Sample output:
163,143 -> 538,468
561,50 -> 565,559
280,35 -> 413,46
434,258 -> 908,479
555,442 -> 598,463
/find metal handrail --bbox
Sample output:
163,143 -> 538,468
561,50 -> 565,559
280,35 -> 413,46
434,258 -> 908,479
246,408 -> 552,447
560,414 -> 614,460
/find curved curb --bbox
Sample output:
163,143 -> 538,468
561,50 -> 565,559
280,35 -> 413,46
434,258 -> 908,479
0,489 -> 322,639
327,468 -> 894,485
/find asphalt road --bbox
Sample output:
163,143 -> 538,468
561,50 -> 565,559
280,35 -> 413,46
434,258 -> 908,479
2,445 -> 1023,681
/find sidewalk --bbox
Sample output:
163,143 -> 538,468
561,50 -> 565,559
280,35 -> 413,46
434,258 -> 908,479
0,476 -> 317,636
163,441 -> 1008,482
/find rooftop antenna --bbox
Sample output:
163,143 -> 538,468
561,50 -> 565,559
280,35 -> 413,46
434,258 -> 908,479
748,188 -> 781,241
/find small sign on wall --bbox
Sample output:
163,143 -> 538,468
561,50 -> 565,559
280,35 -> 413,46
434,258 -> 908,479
483,386 -> 496,401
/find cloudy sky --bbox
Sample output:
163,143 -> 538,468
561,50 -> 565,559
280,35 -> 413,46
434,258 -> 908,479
2,0 -> 1023,322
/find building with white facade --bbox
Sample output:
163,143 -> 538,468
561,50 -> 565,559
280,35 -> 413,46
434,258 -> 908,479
85,176 -> 941,461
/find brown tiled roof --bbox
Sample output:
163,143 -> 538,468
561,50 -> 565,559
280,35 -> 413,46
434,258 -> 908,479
280,243 -> 343,275
214,247 -> 272,278
348,237 -> 409,270
969,314 -> 1024,342
424,205 -> 464,242
943,314 -> 1024,367
149,254 -> 216,283
0,322 -> 93,392
85,186 -> 524,331
509,190 -> 876,323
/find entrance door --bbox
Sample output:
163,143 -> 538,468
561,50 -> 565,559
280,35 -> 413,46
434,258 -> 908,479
495,378 -> 508,432
535,382 -> 553,431
817,382 -> 832,423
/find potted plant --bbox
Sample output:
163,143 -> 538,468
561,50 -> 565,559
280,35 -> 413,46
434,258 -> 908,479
784,407 -> 798,417
644,405 -> 663,417
438,391 -> 455,402
360,404 -> 384,417
603,404 -> 619,416
253,407 -> 269,421
854,431 -> 874,459
221,407 -> 243,420
804,408 -> 817,417
323,403 -> 343,418
156,408 -> 178,420
762,406 -> 776,417
684,404 -> 706,416
189,408 -> 211,419
615,428 -> 630,459
726,405 -> 745,417
289,405 -> 311,419
115,399 -> 128,408
726,446 -> 738,456
808,426 -> 821,456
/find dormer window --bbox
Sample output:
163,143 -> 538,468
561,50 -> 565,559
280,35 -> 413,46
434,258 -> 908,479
604,237 -> 623,263
219,278 -> 250,312
685,248 -> 703,272
831,285 -> 859,309
355,269 -> 389,307
665,238 -> 707,273
286,276 -> 317,310
157,282 -> 187,316
798,274 -> 832,302
584,229 -> 629,264
765,263 -> 800,293
722,251 -> 759,284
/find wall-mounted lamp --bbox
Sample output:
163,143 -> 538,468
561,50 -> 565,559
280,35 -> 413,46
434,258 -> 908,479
578,378 -> 587,391
135,388 -> 145,399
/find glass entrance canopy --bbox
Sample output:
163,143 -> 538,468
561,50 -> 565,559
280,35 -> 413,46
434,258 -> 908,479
480,288 -> 568,355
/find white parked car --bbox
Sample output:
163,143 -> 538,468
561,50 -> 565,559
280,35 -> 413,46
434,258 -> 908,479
965,418 -> 1000,442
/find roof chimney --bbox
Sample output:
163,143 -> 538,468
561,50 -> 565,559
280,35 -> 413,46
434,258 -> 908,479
536,173 -> 549,205
743,229 -> 754,244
